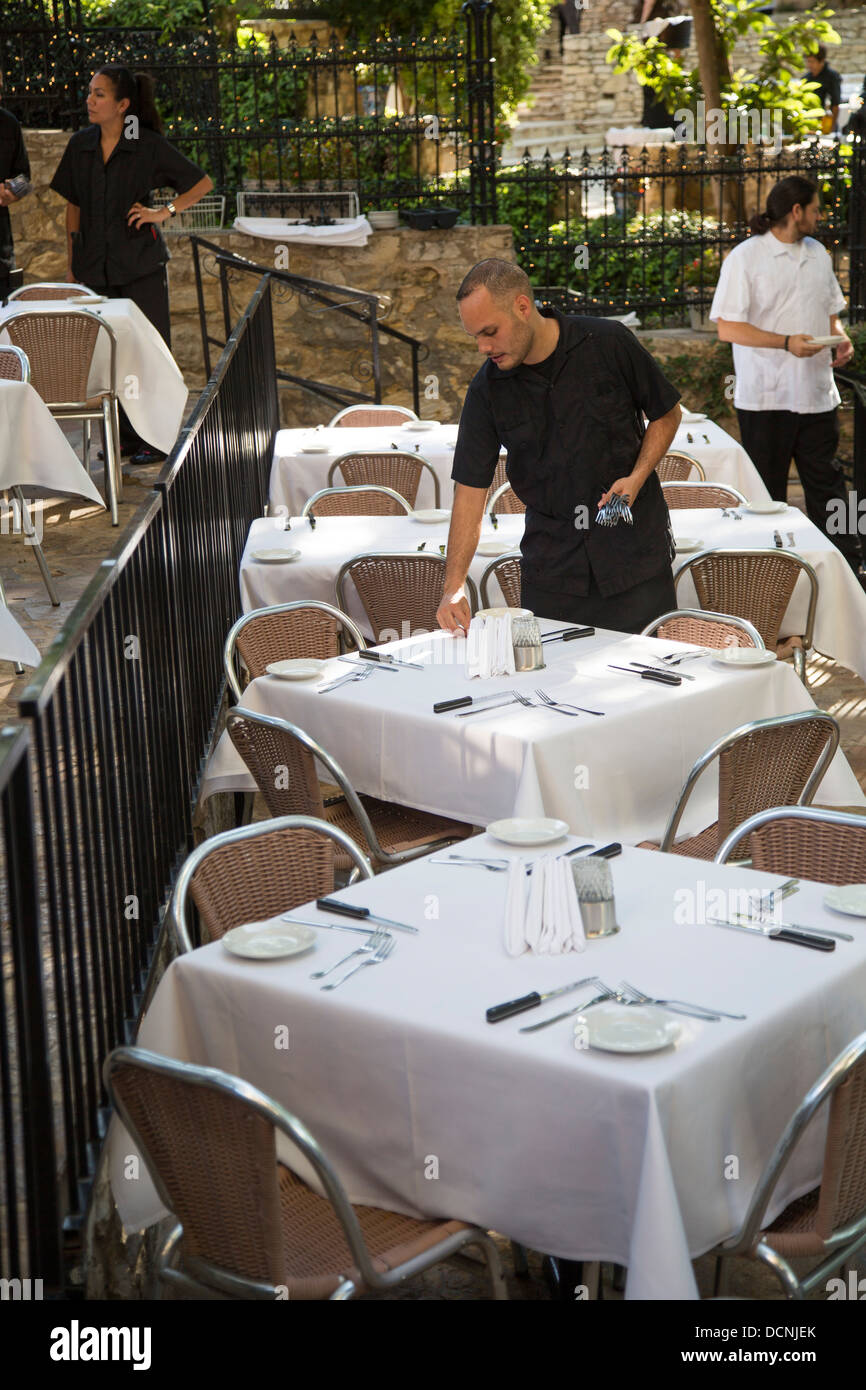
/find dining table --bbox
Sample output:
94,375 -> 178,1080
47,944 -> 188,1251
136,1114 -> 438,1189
202,621 -> 865,841
0,378 -> 104,505
0,602 -> 40,667
0,298 -> 188,454
108,838 -> 866,1300
671,413 -> 770,502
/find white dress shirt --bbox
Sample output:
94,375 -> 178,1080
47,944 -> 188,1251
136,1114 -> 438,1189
709,232 -> 847,413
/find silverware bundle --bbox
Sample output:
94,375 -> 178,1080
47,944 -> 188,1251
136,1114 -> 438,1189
596,493 -> 633,527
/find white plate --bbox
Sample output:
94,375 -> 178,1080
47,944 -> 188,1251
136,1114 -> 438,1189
266,658 -> 327,680
486,817 -> 569,847
222,922 -> 316,960
576,1003 -> 681,1054
823,885 -> 866,917
712,647 -> 776,668
744,500 -> 787,515
680,410 -> 708,422
403,420 -> 440,431
475,606 -> 532,619
476,540 -> 514,557
674,536 -> 701,553
299,444 -> 331,454
411,509 -> 450,523
807,335 -> 845,348
251,548 -> 301,563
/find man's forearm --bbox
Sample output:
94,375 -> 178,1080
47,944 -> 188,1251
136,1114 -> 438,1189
65,204 -> 80,271
630,405 -> 681,490
716,319 -> 786,349
443,483 -> 487,591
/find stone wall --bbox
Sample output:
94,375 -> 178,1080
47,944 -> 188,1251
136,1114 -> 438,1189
8,130 -> 512,425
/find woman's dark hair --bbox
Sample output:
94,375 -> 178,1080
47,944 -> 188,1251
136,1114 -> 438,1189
749,175 -> 818,235
94,65 -> 162,135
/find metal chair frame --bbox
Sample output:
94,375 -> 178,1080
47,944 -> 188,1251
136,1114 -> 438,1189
662,480 -> 747,507
479,552 -> 522,610
655,711 -> 839,855
223,600 -> 367,704
658,452 -> 707,482
169,813 -> 373,955
641,607 -> 765,649
300,484 -> 413,518
706,1028 -> 866,1300
714,805 -> 866,869
673,548 -> 819,682
3,306 -> 122,525
105,1045 -> 507,1300
336,551 -> 479,640
7,282 -> 100,301
487,481 -> 525,519
328,403 -> 418,427
328,451 -> 441,509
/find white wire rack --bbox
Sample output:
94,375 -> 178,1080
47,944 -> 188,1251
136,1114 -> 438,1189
151,193 -> 227,234
235,189 -> 361,221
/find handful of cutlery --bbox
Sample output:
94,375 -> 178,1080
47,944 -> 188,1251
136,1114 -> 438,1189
596,493 -> 633,527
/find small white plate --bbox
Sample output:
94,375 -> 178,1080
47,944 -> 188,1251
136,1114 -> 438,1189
299,444 -> 331,454
403,420 -> 440,431
222,922 -> 316,960
411,509 -> 450,524
251,549 -> 301,563
744,500 -> 787,515
674,536 -> 701,553
807,335 -> 845,348
476,540 -> 514,557
266,658 -> 327,680
475,606 -> 532,619
823,885 -> 866,917
576,1003 -> 681,1054
486,817 -> 569,847
712,647 -> 776,668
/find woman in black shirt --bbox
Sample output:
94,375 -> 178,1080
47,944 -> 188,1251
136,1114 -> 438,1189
50,65 -> 212,460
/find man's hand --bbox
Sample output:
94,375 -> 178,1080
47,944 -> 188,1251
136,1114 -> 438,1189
0,183 -> 17,207
598,474 -> 638,509
436,587 -> 471,635
833,335 -> 854,368
787,334 -> 824,359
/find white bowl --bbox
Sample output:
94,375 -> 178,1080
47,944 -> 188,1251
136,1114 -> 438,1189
366,210 -> 399,229
251,549 -> 301,564
486,817 -> 569,847
712,647 -> 776,668
266,658 -> 326,680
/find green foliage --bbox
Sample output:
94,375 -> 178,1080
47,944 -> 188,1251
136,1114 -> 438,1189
79,0 -> 212,33
647,340 -> 737,421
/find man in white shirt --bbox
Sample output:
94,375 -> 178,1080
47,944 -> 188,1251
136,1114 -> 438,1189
710,174 -> 861,571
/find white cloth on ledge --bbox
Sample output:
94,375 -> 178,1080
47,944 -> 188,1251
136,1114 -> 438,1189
233,215 -> 372,246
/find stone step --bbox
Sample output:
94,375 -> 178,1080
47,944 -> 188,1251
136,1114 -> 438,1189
501,128 -> 606,166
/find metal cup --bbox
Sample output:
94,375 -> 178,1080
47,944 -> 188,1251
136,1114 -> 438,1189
576,897 -> 620,940
512,614 -> 545,671
571,858 -> 620,938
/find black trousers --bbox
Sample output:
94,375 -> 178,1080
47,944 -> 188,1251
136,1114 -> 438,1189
89,267 -> 171,452
521,563 -> 676,634
737,407 -> 862,570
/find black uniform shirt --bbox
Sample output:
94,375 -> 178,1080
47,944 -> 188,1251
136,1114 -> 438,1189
0,107 -> 31,279
811,64 -> 842,113
452,308 -> 681,598
50,124 -> 205,286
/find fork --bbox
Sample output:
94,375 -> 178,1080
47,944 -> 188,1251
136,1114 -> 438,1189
318,665 -> 373,694
659,651 -> 707,667
619,980 -> 744,1021
322,933 -> 395,990
310,927 -> 390,979
534,688 -> 605,717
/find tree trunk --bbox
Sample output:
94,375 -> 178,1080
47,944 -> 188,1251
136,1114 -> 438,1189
689,0 -> 730,116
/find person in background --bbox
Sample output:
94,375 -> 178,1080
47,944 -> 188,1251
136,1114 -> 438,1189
50,65 -> 213,464
805,44 -> 842,134
0,71 -> 32,302
710,174 -> 862,575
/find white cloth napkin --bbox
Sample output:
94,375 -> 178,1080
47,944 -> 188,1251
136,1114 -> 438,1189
504,854 -> 585,955
466,616 -> 516,679
504,859 -> 528,957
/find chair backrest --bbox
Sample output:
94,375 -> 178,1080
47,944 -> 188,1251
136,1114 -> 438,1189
480,554 -> 522,609
487,481 -> 525,516
0,345 -> 29,382
328,404 -> 417,427
301,485 -> 412,518
170,812 -> 373,953
337,552 -> 478,642
715,805 -> 866,885
659,711 -> 839,855
657,452 -> 706,483
674,549 -> 818,651
224,600 -> 367,703
662,481 -> 746,508
641,607 -> 764,650
4,308 -> 112,405
7,282 -> 98,301
328,452 -> 435,508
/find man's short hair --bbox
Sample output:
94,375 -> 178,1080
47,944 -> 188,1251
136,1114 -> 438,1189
809,43 -> 827,62
456,259 -> 534,304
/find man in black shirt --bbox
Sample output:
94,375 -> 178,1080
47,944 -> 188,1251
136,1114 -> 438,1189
0,74 -> 32,300
436,259 -> 682,634
805,45 -> 842,132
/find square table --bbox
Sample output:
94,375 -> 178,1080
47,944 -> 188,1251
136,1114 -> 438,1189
0,378 -> 104,504
109,839 -> 866,1299
671,416 -> 770,502
269,423 -> 460,514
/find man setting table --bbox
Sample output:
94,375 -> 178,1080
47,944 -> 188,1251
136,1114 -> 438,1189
436,259 -> 682,635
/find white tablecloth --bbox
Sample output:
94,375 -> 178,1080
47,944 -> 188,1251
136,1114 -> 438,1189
670,418 -> 770,502
0,299 -> 188,453
0,603 -> 40,666
110,840 -> 866,1299
671,504 -> 866,681
234,215 -> 372,247
204,623 -> 864,838
239,513 -> 524,626
0,379 -> 103,503
269,424 -> 460,514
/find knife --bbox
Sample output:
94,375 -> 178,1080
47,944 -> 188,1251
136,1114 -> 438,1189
338,655 -> 399,672
729,913 -> 853,943
280,915 -> 377,936
773,530 -> 784,548
519,989 -> 613,1033
707,917 -> 835,951
435,690 -> 515,713
487,976 -> 598,1024
357,650 -> 425,670
315,897 -> 419,934
608,664 -> 682,686
458,696 -> 521,717
630,661 -> 695,682
541,626 -> 596,643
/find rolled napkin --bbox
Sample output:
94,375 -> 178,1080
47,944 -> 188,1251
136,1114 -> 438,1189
465,615 -> 516,679
494,615 -> 516,677
506,854 -> 586,955
504,858 -> 528,957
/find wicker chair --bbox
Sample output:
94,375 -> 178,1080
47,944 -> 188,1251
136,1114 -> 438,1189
224,601 -> 367,704
7,282 -> 99,301
0,345 -> 60,605
301,485 -> 412,518
337,552 -> 479,642
641,608 -> 764,650
226,708 -> 473,874
637,711 -> 839,860
328,451 -> 440,508
480,554 -> 522,609
487,481 -> 525,516
715,806 -> 866,885
674,549 -> 819,682
657,452 -> 706,483
169,814 -> 372,953
662,481 -> 747,509
105,1045 -> 507,1300
328,403 -> 417,428
706,1028 -> 866,1300
4,307 -> 121,525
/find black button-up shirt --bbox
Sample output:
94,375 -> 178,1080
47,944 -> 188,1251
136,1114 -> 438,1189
0,107 -> 30,282
452,309 -> 681,598
50,124 -> 205,287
